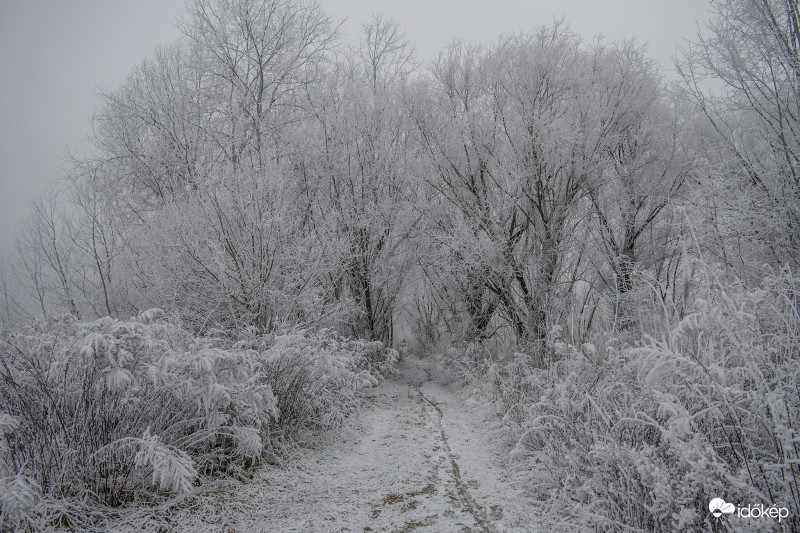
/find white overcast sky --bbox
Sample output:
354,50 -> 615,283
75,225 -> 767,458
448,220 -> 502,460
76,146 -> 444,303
0,0 -> 712,261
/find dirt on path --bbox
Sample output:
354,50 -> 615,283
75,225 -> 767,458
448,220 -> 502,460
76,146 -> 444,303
127,356 -> 535,532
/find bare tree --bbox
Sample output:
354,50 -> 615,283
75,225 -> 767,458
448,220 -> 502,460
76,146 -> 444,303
412,40 -> 501,341
0,259 -> 30,331
90,43 -> 212,208
677,0 -> 800,270
357,13 -> 415,92
583,41 -> 690,324
15,189 -> 79,318
419,23 -> 600,345
65,173 -> 127,318
296,20 -> 417,343
179,0 -> 338,170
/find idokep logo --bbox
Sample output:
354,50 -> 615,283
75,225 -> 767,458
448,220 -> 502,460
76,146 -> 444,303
709,498 -> 735,518
709,498 -> 791,523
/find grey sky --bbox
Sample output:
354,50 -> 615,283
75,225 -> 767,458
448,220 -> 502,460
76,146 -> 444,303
0,0 -> 711,262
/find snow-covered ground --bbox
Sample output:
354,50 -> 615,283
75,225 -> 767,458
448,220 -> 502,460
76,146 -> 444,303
113,356 -> 536,532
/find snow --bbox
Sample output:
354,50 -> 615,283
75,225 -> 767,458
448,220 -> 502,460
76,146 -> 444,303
111,356 -> 535,532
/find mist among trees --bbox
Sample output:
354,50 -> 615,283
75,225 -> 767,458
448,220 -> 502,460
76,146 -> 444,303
1,0 -> 799,531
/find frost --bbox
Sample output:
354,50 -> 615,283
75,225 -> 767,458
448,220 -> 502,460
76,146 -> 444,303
0,413 -> 19,434
0,475 -> 39,528
232,426 -> 263,458
135,429 -> 197,494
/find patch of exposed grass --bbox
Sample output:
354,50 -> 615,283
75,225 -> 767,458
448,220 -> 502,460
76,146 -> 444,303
489,504 -> 503,520
383,493 -> 404,505
406,484 -> 436,497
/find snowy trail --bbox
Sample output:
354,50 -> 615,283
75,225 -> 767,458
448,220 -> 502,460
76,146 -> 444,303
139,357 -> 534,532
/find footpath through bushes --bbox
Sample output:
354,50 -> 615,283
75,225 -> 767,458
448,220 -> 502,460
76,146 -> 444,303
0,310 -> 397,531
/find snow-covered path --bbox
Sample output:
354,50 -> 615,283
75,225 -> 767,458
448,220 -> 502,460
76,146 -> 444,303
142,357 -> 535,532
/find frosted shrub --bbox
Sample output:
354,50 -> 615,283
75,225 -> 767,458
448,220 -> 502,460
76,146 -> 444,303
133,429 -> 197,494
0,312 -> 396,530
0,311 -> 272,517
472,268 -> 800,532
258,329 -> 397,438
441,341 -> 501,387
0,475 -> 39,531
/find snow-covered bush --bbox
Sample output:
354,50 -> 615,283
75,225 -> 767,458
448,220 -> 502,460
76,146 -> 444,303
235,327 -> 397,438
0,475 -> 39,531
0,310 -> 396,530
462,267 -> 800,532
440,341 -> 501,386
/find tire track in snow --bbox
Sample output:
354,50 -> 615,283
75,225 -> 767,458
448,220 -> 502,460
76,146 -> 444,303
412,376 -> 497,533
